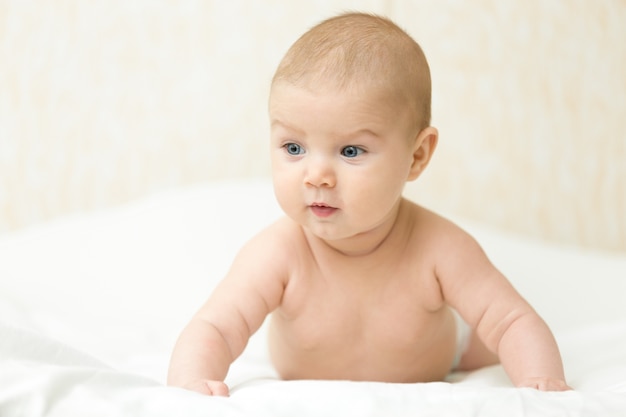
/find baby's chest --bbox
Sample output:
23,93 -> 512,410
275,270 -> 445,352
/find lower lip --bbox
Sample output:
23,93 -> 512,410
310,206 -> 337,218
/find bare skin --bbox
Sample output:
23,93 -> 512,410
268,203 -> 497,383
167,82 -> 569,396
168,203 -> 568,395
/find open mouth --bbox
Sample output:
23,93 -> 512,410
309,203 -> 337,218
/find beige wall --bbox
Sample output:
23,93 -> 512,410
1,1 -> 624,252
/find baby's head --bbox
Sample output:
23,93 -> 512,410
269,13 -> 438,246
271,12 -> 432,132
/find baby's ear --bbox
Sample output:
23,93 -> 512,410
407,127 -> 438,181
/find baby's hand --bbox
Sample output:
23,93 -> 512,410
183,379 -> 230,396
518,377 -> 572,391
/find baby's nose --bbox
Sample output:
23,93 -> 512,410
304,157 -> 336,188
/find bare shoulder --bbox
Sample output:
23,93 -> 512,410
405,200 -> 480,253
243,216 -> 305,255
198,217 -> 303,321
405,201 -> 520,322
404,200 -> 495,284
230,216 -> 305,281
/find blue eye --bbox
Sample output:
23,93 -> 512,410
284,143 -> 304,155
341,146 -> 364,158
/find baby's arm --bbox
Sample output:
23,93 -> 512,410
167,226 -> 288,396
436,223 -> 569,391
166,317 -> 235,396
492,303 -> 570,390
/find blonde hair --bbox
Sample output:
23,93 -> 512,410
271,12 -> 432,130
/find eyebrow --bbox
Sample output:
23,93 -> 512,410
270,119 -> 305,135
350,128 -> 381,139
271,119 -> 381,141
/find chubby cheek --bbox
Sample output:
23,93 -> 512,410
272,167 -> 301,216
346,167 -> 406,219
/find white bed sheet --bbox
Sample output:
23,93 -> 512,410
1,179 -> 625,416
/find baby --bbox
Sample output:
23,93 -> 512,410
167,12 -> 569,396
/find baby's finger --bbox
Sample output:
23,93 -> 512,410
184,380 -> 230,396
546,380 -> 572,391
205,380 -> 230,397
519,377 -> 572,391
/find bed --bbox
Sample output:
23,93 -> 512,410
1,179 -> 625,416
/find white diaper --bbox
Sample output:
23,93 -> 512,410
451,308 -> 471,370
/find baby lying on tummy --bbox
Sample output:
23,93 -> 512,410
167,12 -> 570,396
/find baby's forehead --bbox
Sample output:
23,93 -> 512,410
269,82 -> 416,138
269,78 -> 415,119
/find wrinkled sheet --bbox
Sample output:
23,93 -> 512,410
1,179 -> 625,416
